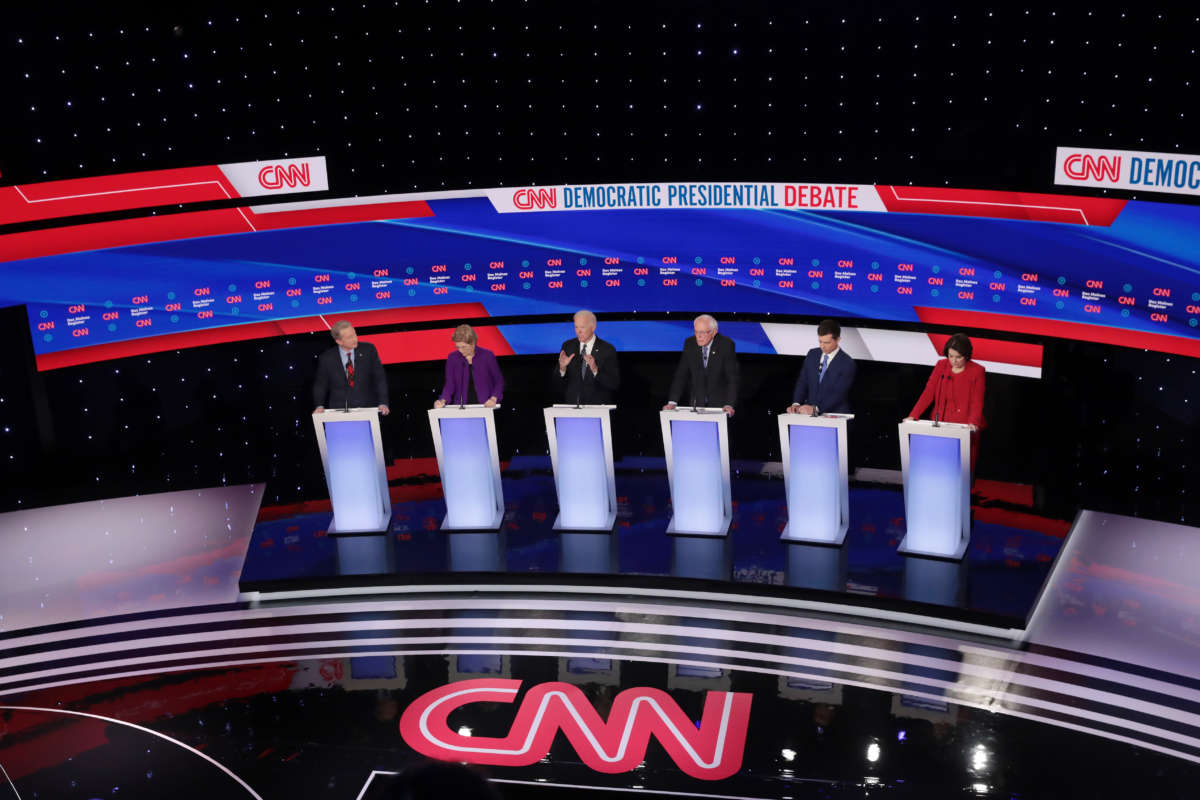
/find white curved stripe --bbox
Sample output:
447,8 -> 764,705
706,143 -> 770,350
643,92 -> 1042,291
0,759 -> 22,800
0,705 -> 263,799
5,630 -> 1198,754
418,686 -> 734,768
6,615 -> 1197,732
9,644 -> 1198,767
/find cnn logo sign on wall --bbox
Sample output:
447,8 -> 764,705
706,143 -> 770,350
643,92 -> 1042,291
219,156 -> 329,197
399,679 -> 753,780
1055,146 -> 1200,197
512,187 -> 558,210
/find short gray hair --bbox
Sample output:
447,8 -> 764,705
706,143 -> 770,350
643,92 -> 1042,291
574,309 -> 597,326
694,314 -> 718,332
330,320 -> 353,341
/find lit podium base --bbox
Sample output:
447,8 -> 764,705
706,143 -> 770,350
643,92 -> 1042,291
312,408 -> 392,535
545,405 -> 618,531
897,419 -> 972,560
779,413 -> 854,545
428,405 -> 505,531
660,408 -> 732,537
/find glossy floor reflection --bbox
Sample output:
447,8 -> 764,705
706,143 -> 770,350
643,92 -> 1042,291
2,652 -> 1197,799
241,457 -> 1065,626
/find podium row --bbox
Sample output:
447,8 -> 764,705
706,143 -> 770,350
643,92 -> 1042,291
312,406 -> 975,560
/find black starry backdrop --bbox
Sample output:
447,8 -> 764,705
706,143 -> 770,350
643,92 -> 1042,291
0,1 -> 1196,520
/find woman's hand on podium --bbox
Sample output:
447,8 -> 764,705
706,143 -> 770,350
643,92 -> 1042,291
484,397 -> 498,408
903,416 -> 915,422
968,423 -> 978,432
433,399 -> 446,409
379,404 -> 390,416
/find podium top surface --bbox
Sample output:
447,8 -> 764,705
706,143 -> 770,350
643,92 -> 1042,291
901,418 -> 972,430
313,407 -> 381,422
550,403 -> 617,409
661,407 -> 728,416
780,412 -> 855,421
428,404 -> 501,418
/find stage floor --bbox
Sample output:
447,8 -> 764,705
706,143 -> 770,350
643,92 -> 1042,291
240,456 -> 1068,628
2,472 -> 1199,799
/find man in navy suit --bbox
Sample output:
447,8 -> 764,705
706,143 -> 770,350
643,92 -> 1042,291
788,319 -> 856,415
313,320 -> 391,414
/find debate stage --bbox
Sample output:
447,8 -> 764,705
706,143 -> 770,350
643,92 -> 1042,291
2,464 -> 1199,800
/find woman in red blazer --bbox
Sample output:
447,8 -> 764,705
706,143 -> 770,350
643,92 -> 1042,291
905,332 -> 986,476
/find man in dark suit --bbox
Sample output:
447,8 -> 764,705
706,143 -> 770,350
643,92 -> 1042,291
313,320 -> 391,414
663,315 -> 740,416
554,309 -> 620,404
788,319 -> 856,415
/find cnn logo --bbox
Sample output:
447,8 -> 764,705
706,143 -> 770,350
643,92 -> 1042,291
512,187 -> 557,210
257,163 -> 311,190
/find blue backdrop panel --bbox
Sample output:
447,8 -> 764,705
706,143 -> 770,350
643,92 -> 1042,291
904,433 -> 963,555
553,416 -> 610,529
786,424 -> 840,542
323,419 -> 384,532
437,417 -> 498,528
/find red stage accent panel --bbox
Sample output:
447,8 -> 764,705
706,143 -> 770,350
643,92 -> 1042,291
914,307 -> 1200,359
0,201 -> 434,263
878,185 -> 1128,226
0,166 -> 240,226
363,326 -> 516,364
925,333 -> 1044,368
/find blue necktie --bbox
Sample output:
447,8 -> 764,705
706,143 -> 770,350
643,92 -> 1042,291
818,353 -> 829,383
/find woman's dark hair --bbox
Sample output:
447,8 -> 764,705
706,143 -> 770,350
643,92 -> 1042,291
943,332 -> 973,360
389,760 -> 500,800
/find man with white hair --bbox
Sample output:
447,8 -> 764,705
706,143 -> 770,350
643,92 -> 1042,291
554,309 -> 620,404
663,314 -> 739,416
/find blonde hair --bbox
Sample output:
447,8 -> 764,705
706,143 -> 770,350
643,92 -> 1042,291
451,324 -> 477,345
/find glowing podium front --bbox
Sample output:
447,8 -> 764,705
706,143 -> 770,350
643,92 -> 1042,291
545,405 -> 618,531
779,413 -> 854,544
428,405 -> 505,531
898,419 -> 972,559
660,408 -> 732,537
312,408 -> 391,534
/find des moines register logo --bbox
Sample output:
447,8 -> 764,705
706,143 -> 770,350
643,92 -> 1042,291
398,679 -> 753,780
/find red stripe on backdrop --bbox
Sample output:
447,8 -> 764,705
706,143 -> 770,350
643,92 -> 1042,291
248,201 -> 434,229
914,306 -> 1200,358
0,166 -> 240,226
925,333 -> 1044,368
878,185 -> 1127,226
34,302 -> 491,370
363,326 -> 516,363
0,200 -> 433,263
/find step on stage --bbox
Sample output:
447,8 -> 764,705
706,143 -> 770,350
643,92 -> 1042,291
1,464 -> 1198,799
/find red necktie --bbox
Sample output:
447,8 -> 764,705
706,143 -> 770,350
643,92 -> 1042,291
346,356 -> 355,388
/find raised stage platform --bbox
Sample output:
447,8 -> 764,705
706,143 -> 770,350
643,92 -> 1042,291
1,472 -> 1198,799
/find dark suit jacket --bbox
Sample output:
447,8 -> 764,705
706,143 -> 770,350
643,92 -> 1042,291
440,347 -> 504,405
668,333 -> 740,409
312,341 -> 390,410
792,347 -> 856,413
554,337 -> 620,404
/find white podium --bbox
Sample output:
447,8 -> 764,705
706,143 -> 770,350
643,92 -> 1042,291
312,408 -> 391,534
897,419 -> 972,559
428,405 -> 504,530
544,405 -> 618,531
779,413 -> 854,544
660,408 -> 732,536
